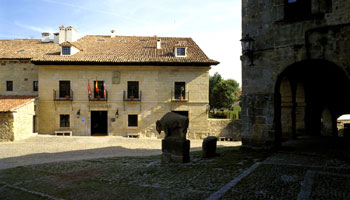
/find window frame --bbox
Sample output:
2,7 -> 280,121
127,81 -> 139,99
284,0 -> 312,21
175,47 -> 187,57
33,81 -> 38,92
59,81 -> 71,98
60,114 -> 70,128
93,81 -> 105,98
128,114 -> 138,127
174,82 -> 186,100
6,81 -> 13,91
62,46 -> 71,55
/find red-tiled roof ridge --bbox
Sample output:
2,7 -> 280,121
0,95 -> 37,112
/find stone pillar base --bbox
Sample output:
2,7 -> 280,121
161,139 -> 190,164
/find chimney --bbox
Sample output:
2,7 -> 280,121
111,30 -> 116,38
157,39 -> 161,49
41,32 -> 51,43
58,25 -> 78,44
53,33 -> 59,44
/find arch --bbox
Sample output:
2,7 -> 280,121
274,59 -> 350,146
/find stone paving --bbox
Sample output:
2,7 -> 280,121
0,135 -> 239,170
212,137 -> 350,200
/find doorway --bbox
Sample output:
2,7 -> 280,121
91,111 -> 108,136
172,111 -> 189,118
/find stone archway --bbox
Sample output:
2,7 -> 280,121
274,59 -> 350,146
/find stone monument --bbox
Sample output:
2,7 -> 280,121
156,112 -> 190,163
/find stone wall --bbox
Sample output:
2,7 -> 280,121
0,113 -> 14,141
38,65 -> 210,139
13,100 -> 35,140
241,0 -> 350,149
0,60 -> 38,96
208,119 -> 241,141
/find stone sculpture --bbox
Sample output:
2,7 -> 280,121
156,112 -> 189,140
156,112 -> 190,163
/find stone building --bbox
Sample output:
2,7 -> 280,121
241,0 -> 350,149
0,26 -> 219,139
0,96 -> 36,141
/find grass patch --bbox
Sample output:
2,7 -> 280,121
0,147 -> 269,200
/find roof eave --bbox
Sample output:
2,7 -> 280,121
31,60 -> 218,66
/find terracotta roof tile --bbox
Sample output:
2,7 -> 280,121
0,39 -> 60,59
0,35 -> 219,65
0,96 -> 36,112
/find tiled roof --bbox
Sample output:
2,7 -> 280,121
0,39 -> 60,59
0,35 -> 219,65
0,96 -> 36,112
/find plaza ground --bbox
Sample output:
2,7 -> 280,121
0,135 -> 239,170
0,135 -> 349,199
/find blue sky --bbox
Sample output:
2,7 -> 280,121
0,0 -> 242,85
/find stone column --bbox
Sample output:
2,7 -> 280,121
161,139 -> 190,163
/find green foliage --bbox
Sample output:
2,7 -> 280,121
209,72 -> 240,111
209,106 -> 241,119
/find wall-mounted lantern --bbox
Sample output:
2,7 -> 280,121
76,109 -> 81,118
115,109 -> 119,119
240,34 -> 255,66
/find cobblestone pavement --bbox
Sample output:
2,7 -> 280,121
0,135 -> 240,170
211,136 -> 350,200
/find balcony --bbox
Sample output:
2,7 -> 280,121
53,89 -> 73,101
89,90 -> 108,101
171,90 -> 189,102
123,91 -> 142,101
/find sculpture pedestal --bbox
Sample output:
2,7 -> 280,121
161,139 -> 190,164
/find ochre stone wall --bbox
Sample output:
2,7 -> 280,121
241,0 -> 350,149
38,65 -> 210,139
208,119 -> 241,141
0,113 -> 14,141
0,60 -> 38,96
13,100 -> 35,140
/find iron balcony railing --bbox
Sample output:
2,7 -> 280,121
53,89 -> 73,101
123,90 -> 142,101
89,90 -> 108,101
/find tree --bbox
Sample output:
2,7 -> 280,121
209,73 -> 240,110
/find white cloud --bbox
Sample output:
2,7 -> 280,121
14,21 -> 56,34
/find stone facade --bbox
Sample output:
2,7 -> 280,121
0,113 -> 14,141
208,119 -> 241,141
38,65 -> 210,138
0,100 -> 35,141
0,60 -> 38,96
242,0 -> 350,149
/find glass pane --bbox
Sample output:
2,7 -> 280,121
175,82 -> 185,99
59,81 -> 70,98
127,81 -> 139,98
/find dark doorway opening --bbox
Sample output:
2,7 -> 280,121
91,111 -> 108,136
274,59 -> 350,150
172,111 -> 189,118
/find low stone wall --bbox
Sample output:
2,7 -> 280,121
0,113 -> 14,141
208,119 -> 241,141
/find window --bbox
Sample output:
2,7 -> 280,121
62,46 -> 71,55
127,81 -> 139,99
94,81 -> 105,98
176,47 -> 186,57
60,115 -> 70,127
6,81 -> 13,91
33,81 -> 38,91
175,82 -> 186,99
284,0 -> 311,21
59,81 -> 70,98
128,115 -> 138,127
